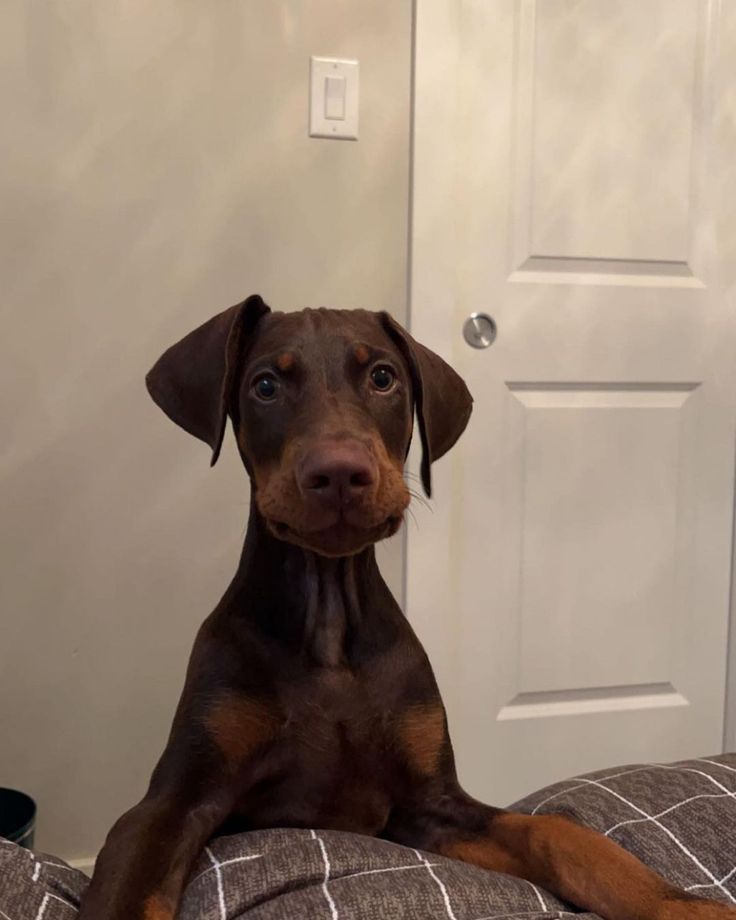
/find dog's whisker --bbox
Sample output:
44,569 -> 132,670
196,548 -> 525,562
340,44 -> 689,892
405,506 -> 420,530
407,488 -> 432,512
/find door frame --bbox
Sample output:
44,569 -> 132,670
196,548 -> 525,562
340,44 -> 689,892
725,519 -> 736,749
404,0 -> 464,713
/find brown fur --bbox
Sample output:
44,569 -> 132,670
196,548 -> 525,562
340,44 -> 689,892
80,304 -> 734,920
204,695 -> 280,765
439,835 -> 522,877
443,813 -> 678,920
142,894 -> 173,920
398,704 -> 445,777
275,351 -> 295,371
254,431 -> 409,553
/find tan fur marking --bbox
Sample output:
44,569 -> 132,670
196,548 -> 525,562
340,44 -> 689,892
276,351 -> 295,371
205,695 -> 279,764
446,813 -> 676,920
368,434 -> 410,520
399,704 -> 445,777
254,427 -> 410,554
439,836 -> 521,876
353,343 -> 371,365
143,894 -> 173,920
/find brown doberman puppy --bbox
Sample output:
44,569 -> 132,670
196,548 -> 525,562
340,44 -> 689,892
80,295 -> 734,920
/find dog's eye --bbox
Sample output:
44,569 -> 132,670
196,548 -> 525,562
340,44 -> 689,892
370,366 -> 395,392
253,374 -> 278,401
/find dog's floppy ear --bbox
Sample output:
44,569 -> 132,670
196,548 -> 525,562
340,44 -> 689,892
146,294 -> 270,466
381,313 -> 472,497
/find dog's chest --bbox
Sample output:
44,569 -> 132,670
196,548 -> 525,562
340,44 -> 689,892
234,666 -> 398,834
283,666 -> 392,765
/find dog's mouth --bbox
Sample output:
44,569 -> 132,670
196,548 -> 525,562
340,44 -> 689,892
268,513 -> 403,557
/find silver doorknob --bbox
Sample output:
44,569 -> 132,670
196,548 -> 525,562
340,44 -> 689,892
463,313 -> 497,349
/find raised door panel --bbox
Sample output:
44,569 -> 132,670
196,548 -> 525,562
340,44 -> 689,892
499,384 -> 697,722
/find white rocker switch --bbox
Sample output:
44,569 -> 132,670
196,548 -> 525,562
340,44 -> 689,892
310,57 -> 359,140
324,75 -> 346,120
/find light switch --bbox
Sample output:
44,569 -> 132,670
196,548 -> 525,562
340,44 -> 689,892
324,75 -> 346,120
310,57 -> 359,140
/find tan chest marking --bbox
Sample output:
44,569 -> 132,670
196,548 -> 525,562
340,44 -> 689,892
398,703 -> 445,777
204,695 -> 280,765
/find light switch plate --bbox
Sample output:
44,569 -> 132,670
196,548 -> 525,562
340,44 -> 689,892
310,57 -> 359,140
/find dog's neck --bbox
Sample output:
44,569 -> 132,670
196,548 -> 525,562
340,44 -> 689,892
225,495 -> 400,668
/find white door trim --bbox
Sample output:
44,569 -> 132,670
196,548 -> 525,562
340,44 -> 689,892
724,497 -> 736,751
405,0 -> 464,711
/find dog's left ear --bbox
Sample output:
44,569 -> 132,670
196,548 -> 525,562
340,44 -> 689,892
381,313 -> 473,497
146,294 -> 270,466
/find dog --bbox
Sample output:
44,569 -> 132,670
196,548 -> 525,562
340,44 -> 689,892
79,295 -> 734,920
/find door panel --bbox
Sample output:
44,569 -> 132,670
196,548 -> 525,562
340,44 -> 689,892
409,0 -> 735,806
511,384 -> 689,697
530,0 -> 698,262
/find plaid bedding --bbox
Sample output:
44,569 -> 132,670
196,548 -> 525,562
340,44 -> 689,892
1,753 -> 734,919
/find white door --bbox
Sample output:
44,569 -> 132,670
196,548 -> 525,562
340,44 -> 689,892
408,0 -> 736,806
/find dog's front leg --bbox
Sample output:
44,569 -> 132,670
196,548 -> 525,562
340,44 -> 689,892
78,782 -> 233,920
79,688 -> 280,920
389,791 -> 736,920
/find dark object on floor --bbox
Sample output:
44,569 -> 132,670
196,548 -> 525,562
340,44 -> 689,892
79,296 -> 735,919
0,788 -> 36,848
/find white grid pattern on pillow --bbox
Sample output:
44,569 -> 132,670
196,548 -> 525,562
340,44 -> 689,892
1,754 -> 735,919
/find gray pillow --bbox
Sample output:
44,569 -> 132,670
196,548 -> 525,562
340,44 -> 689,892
2,753 -> 734,919
511,752 -> 736,909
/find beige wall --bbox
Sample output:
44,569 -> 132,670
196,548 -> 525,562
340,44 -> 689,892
0,1 -> 411,861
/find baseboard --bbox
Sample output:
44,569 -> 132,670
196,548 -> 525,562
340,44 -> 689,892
67,855 -> 96,877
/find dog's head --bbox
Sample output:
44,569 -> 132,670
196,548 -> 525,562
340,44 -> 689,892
146,295 -> 472,557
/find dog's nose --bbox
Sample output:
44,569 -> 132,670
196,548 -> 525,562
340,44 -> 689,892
298,442 -> 376,510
